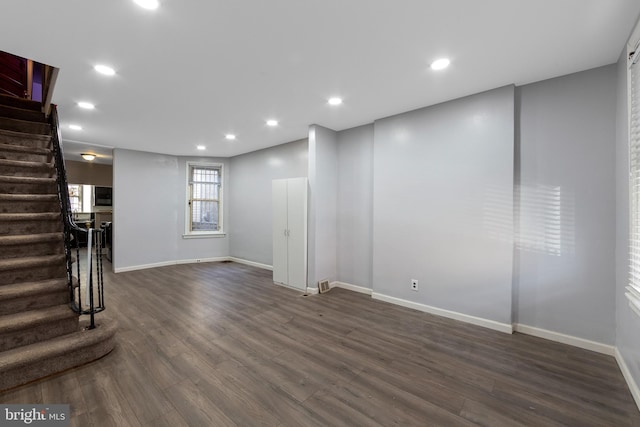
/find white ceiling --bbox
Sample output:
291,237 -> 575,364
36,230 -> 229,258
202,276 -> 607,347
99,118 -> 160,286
2,0 -> 640,162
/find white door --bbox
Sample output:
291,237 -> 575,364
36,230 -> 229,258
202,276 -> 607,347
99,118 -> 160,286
272,180 -> 288,285
286,177 -> 307,290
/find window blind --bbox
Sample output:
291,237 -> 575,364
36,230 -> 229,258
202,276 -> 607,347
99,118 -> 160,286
627,48 -> 640,317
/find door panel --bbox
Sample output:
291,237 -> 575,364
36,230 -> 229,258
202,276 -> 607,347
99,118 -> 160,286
286,178 -> 307,290
272,180 -> 288,285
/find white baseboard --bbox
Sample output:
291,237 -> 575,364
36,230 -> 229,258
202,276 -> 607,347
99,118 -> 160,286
176,257 -> 229,265
513,324 -> 615,356
228,257 -> 273,271
371,292 -> 513,334
306,287 -> 319,295
331,281 -> 373,296
115,256 -> 227,273
615,348 -> 640,412
114,260 -> 177,273
115,256 -> 275,273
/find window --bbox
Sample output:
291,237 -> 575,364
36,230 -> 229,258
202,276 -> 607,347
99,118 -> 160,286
68,184 -> 82,212
185,162 -> 223,236
628,37 -> 640,317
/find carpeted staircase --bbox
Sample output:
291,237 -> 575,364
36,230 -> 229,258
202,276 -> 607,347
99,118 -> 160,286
0,94 -> 115,391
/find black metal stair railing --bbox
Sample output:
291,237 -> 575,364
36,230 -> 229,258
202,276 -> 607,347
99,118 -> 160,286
49,104 -> 105,329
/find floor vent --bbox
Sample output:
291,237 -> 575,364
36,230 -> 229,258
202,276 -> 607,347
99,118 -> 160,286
318,279 -> 331,294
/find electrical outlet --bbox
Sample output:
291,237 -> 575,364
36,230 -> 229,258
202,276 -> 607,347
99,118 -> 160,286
411,279 -> 418,291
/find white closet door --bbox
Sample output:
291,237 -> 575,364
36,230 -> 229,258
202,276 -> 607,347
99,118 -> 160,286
286,177 -> 307,290
272,179 -> 288,285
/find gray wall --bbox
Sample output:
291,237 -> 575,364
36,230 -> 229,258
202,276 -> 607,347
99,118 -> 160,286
65,160 -> 113,187
228,139 -> 308,265
112,148 -> 229,271
516,65 -> 617,344
616,48 -> 640,386
372,86 -> 515,325
336,124 -> 374,288
308,125 -> 338,286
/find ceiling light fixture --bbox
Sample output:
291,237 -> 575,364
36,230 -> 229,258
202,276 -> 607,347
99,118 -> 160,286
430,58 -> 450,71
197,145 -> 206,150
81,153 -> 96,161
225,134 -> 236,140
328,97 -> 343,106
77,101 -> 95,109
134,0 -> 159,10
94,65 -> 116,76
68,124 -> 82,130
266,120 -> 278,127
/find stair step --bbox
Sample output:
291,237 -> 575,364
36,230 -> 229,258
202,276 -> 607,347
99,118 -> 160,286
0,254 -> 66,285
0,212 -> 62,236
0,193 -> 59,214
0,158 -> 52,168
0,94 -> 42,112
0,175 -> 57,194
0,117 -> 50,135
0,318 -> 116,391
0,305 -> 78,352
0,254 -> 66,271
0,142 -> 51,162
0,232 -> 62,246
0,232 -> 64,260
0,158 -> 54,178
0,128 -> 51,149
0,278 -> 68,316
0,104 -> 47,123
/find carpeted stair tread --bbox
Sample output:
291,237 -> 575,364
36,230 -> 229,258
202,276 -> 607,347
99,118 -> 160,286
0,254 -> 66,272
0,142 -> 49,155
0,193 -> 59,213
0,176 -> 56,185
0,278 -> 68,316
0,94 -> 42,112
0,213 -> 63,236
0,278 -> 66,301
0,117 -> 50,135
0,158 -> 52,169
0,128 -> 51,145
0,193 -> 58,202
0,232 -> 62,246
0,305 -> 76,334
0,212 -> 59,221
0,319 -> 116,391
0,105 -> 47,123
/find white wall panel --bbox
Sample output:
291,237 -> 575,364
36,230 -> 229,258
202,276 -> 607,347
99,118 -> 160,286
517,65 -> 616,344
372,86 -> 515,325
337,124 -> 374,289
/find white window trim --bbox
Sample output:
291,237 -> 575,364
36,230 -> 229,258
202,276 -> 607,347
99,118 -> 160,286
627,23 -> 640,318
184,161 -> 225,238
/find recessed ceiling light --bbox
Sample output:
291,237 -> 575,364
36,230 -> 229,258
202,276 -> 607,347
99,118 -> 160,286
266,120 -> 278,127
94,65 -> 116,76
430,58 -> 450,71
68,124 -> 83,131
197,145 -> 206,150
328,97 -> 343,106
225,134 -> 236,140
77,101 -> 95,110
81,153 -> 96,161
134,0 -> 159,10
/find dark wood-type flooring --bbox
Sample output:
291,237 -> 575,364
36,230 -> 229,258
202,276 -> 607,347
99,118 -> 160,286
1,260 -> 639,426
